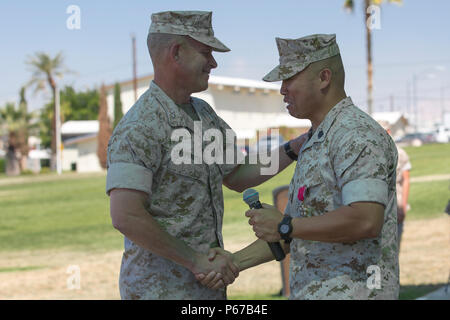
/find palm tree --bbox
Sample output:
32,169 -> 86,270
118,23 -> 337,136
0,87 -> 39,175
1,103 -> 21,175
343,0 -> 402,115
26,51 -> 71,170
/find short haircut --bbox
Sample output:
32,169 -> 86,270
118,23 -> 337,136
147,33 -> 187,61
307,54 -> 345,87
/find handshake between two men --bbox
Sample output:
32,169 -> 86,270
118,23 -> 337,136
194,201 -> 289,290
108,11 -> 399,298
189,134 -> 309,291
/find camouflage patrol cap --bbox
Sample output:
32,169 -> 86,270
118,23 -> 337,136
149,11 -> 230,52
263,34 -> 340,82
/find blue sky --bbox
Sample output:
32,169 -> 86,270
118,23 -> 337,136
1,0 -> 449,124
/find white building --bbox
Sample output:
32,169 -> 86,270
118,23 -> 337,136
61,121 -> 102,172
64,74 -> 311,172
372,112 -> 411,140
105,74 -> 311,140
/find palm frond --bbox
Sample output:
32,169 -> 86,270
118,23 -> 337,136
343,0 -> 354,12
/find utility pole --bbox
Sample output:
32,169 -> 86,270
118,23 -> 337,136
132,34 -> 138,102
55,83 -> 62,175
441,85 -> 445,124
413,74 -> 418,132
406,81 -> 410,118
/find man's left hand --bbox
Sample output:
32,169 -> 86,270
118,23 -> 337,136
245,203 -> 284,242
195,248 -> 239,290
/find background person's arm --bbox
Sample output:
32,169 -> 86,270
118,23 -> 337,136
398,170 -> 410,223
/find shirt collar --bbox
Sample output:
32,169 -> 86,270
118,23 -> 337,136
149,81 -> 216,132
301,97 -> 354,152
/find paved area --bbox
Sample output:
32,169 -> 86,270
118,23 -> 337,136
410,174 -> 450,183
417,284 -> 450,300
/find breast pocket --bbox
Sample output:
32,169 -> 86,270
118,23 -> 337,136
302,174 -> 331,217
153,162 -> 209,214
166,162 -> 208,184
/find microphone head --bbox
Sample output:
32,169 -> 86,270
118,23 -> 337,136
243,188 -> 259,206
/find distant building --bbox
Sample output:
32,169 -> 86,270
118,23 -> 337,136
372,112 -> 411,140
105,74 -> 311,140
61,120 -> 101,172
27,136 -> 50,173
63,74 -> 311,173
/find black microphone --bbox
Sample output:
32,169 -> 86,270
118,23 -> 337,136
243,189 -> 286,261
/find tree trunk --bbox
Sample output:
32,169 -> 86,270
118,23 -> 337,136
17,128 -> 29,172
18,86 -> 29,171
6,146 -> 20,176
365,0 -> 373,115
49,75 -> 57,171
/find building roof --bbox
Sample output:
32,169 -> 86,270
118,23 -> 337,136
61,120 -> 99,135
64,133 -> 98,146
208,75 -> 280,91
106,74 -> 280,92
372,112 -> 406,125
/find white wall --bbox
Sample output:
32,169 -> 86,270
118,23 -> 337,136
196,86 -> 309,139
77,138 -> 102,173
106,76 -> 310,140
63,138 -> 102,173
62,147 -> 78,171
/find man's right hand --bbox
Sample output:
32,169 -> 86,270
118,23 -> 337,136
193,248 -> 239,290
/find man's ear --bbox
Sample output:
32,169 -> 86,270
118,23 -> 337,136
169,42 -> 182,64
319,68 -> 332,90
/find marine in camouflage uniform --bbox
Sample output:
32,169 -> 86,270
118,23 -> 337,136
379,121 -> 412,249
243,34 -> 399,299
395,145 -> 411,247
106,11 -> 238,300
284,97 -> 399,299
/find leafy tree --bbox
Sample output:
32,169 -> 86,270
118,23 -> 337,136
39,86 -> 99,149
60,86 -> 99,121
113,83 -> 124,129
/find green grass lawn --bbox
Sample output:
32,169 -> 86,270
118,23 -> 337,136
404,143 -> 450,177
0,174 -> 121,252
0,143 -> 448,252
408,179 -> 450,220
0,142 -> 448,299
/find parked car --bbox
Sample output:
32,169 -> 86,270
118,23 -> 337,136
395,132 -> 436,146
435,126 -> 450,143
